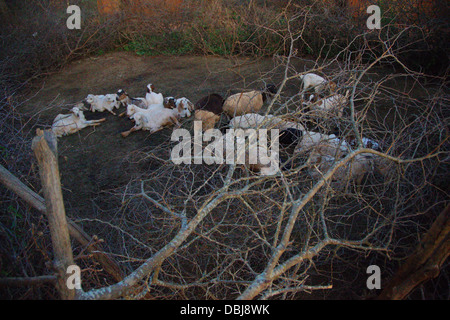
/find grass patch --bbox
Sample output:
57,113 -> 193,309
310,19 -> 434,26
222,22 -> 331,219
123,32 -> 195,56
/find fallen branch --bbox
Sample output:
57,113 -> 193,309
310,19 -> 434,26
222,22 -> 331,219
378,204 -> 450,300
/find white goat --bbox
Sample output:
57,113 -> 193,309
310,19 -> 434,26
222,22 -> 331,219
293,130 -> 384,184
51,106 -> 105,137
293,131 -> 351,166
299,73 -> 336,95
126,103 -> 165,120
309,152 -> 392,186
121,106 -> 180,137
86,94 -> 120,115
304,93 -> 349,118
203,130 -> 280,176
145,84 -> 164,106
229,113 -> 305,131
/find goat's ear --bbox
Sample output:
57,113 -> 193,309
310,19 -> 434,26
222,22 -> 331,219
178,101 -> 185,112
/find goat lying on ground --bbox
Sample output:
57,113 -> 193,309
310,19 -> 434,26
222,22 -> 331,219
116,89 -> 148,109
175,97 -> 194,118
303,93 -> 349,118
229,113 -> 305,132
194,93 -> 225,132
298,73 -> 336,97
286,128 -> 386,185
164,97 -> 194,118
203,130 -> 280,176
121,105 -> 180,137
145,84 -> 164,106
124,102 -> 167,120
51,105 -> 105,137
86,94 -> 120,115
222,84 -> 277,117
308,152 -> 392,187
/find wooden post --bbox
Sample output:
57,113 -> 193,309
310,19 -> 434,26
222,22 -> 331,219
31,129 -> 75,300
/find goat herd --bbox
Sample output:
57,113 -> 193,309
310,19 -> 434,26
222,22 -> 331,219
49,72 -> 391,185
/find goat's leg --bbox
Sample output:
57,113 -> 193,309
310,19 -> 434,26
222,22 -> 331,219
85,118 -> 106,126
121,125 -> 141,137
172,116 -> 181,129
149,126 -> 164,135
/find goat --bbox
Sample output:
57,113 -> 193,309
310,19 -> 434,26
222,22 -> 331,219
125,103 -> 165,120
229,113 -> 274,129
194,93 -> 225,132
204,130 -> 280,176
164,97 -> 194,118
303,93 -> 349,118
294,131 -> 351,161
86,94 -> 120,115
121,107 -> 180,137
116,89 -> 148,109
175,97 -> 195,118
298,73 -> 336,96
277,128 -> 304,170
229,113 -> 305,132
222,84 -> 277,117
145,84 -> 164,105
309,152 -> 392,187
51,106 -> 105,137
294,130 -> 384,181
279,128 -> 303,149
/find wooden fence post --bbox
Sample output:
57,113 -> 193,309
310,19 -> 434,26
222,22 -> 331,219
31,129 -> 75,300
